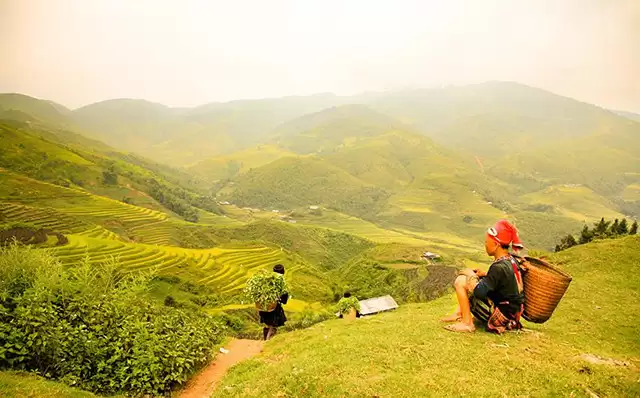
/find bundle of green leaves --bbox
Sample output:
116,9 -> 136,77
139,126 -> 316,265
244,270 -> 288,310
335,296 -> 361,315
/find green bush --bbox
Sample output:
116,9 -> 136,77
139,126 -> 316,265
0,244 -> 227,396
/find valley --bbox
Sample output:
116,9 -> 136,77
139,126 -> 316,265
2,82 -> 639,307
1,82 -> 639,396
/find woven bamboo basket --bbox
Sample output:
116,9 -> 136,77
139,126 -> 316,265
343,308 -> 357,321
521,256 -> 572,323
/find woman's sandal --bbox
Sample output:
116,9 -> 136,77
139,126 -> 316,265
444,323 -> 476,333
439,314 -> 462,323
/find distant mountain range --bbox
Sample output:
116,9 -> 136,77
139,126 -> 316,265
1,81 -> 639,250
2,82 -> 637,166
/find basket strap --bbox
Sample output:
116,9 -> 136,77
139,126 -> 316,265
508,256 -> 524,292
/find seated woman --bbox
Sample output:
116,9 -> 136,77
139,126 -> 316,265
259,264 -> 289,340
441,219 -> 525,333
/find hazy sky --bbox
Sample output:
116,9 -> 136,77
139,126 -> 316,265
1,0 -> 638,111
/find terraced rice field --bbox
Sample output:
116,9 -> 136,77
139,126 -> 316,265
0,202 -> 91,234
293,209 -> 427,245
50,236 -> 286,295
59,195 -> 168,230
1,172 -> 174,241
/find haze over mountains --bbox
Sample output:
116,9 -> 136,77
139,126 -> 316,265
1,81 -> 639,252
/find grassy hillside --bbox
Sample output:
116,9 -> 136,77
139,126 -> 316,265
213,236 -> 640,397
188,145 -> 296,181
0,371 -> 99,398
489,126 -> 640,198
0,121 -> 223,221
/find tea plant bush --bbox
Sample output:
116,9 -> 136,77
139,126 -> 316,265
0,244 -> 228,396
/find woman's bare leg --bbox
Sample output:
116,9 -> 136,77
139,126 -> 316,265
453,275 -> 474,325
440,305 -> 461,322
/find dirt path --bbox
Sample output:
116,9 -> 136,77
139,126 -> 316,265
179,339 -> 264,398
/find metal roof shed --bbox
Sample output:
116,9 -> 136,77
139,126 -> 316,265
359,295 -> 399,316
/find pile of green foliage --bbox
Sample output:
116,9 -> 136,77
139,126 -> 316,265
555,217 -> 638,251
244,270 -> 288,310
335,296 -> 360,315
0,244 -> 228,395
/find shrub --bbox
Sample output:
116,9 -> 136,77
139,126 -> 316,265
335,296 -> 360,315
0,244 -> 227,396
164,295 -> 176,307
244,270 -> 288,310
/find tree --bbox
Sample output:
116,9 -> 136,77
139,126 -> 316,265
617,218 -> 629,235
578,224 -> 593,244
564,234 -> 577,248
593,217 -> 610,238
609,219 -> 620,237
102,170 -> 118,185
555,234 -> 577,251
630,221 -> 638,235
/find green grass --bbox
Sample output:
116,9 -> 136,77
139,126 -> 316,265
212,236 -> 640,397
521,185 -> 624,221
0,371 -> 99,398
188,144 -> 296,181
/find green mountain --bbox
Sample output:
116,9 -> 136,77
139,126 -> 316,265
363,81 -> 639,157
270,104 -> 405,154
0,93 -> 71,126
220,156 -> 391,218
70,94 -> 344,166
614,110 -> 640,121
488,119 -> 640,218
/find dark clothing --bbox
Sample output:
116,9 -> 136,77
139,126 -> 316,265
258,292 -> 289,327
470,296 -> 492,322
473,255 -> 524,318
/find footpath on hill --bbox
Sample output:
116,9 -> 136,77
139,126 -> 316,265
207,237 -> 640,397
180,339 -> 264,398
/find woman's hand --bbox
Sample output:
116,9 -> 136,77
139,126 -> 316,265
473,268 -> 487,277
458,268 -> 476,278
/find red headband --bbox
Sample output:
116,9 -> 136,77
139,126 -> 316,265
487,219 -> 523,248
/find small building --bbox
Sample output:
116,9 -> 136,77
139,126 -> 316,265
358,295 -> 399,316
422,251 -> 440,260
309,205 -> 320,210
421,251 -> 441,264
